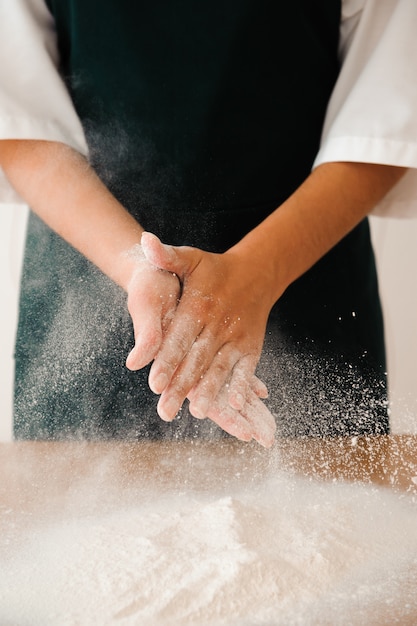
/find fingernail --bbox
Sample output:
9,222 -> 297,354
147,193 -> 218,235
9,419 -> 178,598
150,372 -> 169,394
158,398 -> 180,422
233,392 -> 245,410
191,398 -> 209,419
126,349 -> 135,370
254,430 -> 275,449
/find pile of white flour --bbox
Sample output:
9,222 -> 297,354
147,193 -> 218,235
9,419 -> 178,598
1,472 -> 416,625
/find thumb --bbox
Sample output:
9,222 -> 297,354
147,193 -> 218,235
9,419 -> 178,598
141,231 -> 200,279
126,311 -> 163,371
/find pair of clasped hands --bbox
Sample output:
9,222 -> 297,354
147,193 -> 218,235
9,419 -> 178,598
124,231 -> 277,448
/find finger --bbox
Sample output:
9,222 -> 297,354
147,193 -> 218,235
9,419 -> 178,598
155,330 -> 223,421
240,391 -> 276,448
126,269 -> 179,371
126,311 -> 163,370
141,231 -> 200,279
148,312 -> 205,395
126,281 -> 165,370
187,344 -> 242,419
226,354 -> 259,411
126,296 -> 177,370
205,394 -> 254,442
250,375 -> 269,399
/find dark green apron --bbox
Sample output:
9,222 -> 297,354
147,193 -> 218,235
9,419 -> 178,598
14,1 -> 388,439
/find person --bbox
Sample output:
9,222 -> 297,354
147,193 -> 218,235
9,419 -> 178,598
0,0 -> 416,444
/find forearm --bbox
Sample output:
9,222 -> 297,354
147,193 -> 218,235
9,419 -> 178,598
230,161 -> 407,307
0,139 -> 143,290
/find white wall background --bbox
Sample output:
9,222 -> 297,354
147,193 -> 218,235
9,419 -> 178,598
1,204 -> 27,441
1,207 -> 416,441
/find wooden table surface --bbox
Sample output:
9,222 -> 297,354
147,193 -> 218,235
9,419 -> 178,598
1,436 -> 416,625
0,434 -> 416,543
1,434 -> 416,497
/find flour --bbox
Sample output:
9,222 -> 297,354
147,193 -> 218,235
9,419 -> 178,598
1,473 -> 417,626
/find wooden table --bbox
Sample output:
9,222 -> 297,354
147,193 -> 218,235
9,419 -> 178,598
1,435 -> 416,505
1,436 -> 416,625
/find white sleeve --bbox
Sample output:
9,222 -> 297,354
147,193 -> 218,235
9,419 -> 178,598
314,0 -> 417,218
0,0 -> 87,205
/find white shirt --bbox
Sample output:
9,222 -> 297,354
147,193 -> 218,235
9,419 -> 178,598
1,0 -> 417,216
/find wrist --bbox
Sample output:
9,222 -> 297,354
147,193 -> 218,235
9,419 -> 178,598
225,238 -> 286,313
116,243 -> 148,292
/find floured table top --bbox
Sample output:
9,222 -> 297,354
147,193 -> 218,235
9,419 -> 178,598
0,436 -> 416,625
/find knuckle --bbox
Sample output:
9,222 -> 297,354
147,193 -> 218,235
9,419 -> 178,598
156,353 -> 179,372
157,335 -> 191,370
172,374 -> 193,397
212,358 -> 232,378
197,374 -> 218,396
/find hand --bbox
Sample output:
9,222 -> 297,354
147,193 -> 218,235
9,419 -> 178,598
189,377 -> 276,448
140,232 -> 277,428
124,244 -> 181,371
122,237 -> 276,448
